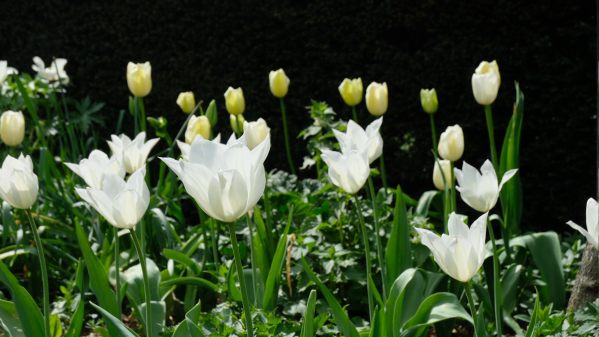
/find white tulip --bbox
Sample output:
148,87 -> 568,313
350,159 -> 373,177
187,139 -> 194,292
161,135 -> 270,223
76,167 -> 150,229
177,134 -> 222,160
126,62 -> 152,97
269,69 -> 290,98
471,60 -> 501,105
438,125 -> 464,162
0,61 -> 8,84
108,132 -> 159,174
0,154 -> 39,209
416,212 -> 488,282
432,159 -> 452,191
185,115 -> 211,144
365,82 -> 388,116
243,118 -> 270,150
32,56 -> 69,84
321,148 -> 369,194
567,198 -> 598,249
65,150 -> 125,189
0,110 -> 25,146
454,160 -> 517,213
332,117 -> 383,164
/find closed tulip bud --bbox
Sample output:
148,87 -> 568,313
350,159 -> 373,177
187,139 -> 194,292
185,115 -> 211,144
224,87 -> 245,115
230,114 -> 245,135
243,118 -> 270,150
365,82 -> 388,116
438,125 -> 464,162
432,159 -> 452,190
126,62 -> 152,97
338,78 -> 363,106
176,91 -> 196,113
420,88 -> 438,114
0,110 -> 25,147
0,154 -> 38,209
269,69 -> 290,98
567,198 -> 599,249
471,60 -> 501,105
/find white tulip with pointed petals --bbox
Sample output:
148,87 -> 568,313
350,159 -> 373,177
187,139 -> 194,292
65,150 -> 125,189
332,118 -> 383,164
321,148 -> 370,194
162,134 -> 270,223
0,154 -> 38,209
454,160 -> 517,213
32,56 -> 69,84
416,212 -> 488,282
567,198 -> 598,249
76,167 -> 150,229
108,132 -> 159,174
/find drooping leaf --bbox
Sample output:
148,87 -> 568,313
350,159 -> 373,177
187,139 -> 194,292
90,302 -> 139,337
401,292 -> 472,336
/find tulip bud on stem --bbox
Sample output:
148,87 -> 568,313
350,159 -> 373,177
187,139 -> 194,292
129,229 -> 153,337
464,281 -> 480,337
227,222 -> 255,337
25,210 -> 51,337
487,218 -> 503,337
353,195 -> 375,322
367,176 -> 387,300
279,98 -> 297,175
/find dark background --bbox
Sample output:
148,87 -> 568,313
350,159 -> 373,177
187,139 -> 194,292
0,0 -> 595,231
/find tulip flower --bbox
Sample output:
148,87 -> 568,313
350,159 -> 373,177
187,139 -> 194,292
567,198 -> 598,249
177,134 -> 222,160
185,115 -> 211,144
454,160 -> 518,213
161,134 -> 270,223
338,78 -> 363,107
332,118 -> 383,164
365,82 -> 388,116
0,154 -> 39,209
438,125 -> 464,162
65,150 -> 125,189
0,110 -> 25,146
0,61 -> 9,84
126,62 -> 152,97
420,88 -> 438,114
432,159 -> 452,191
107,132 -> 159,174
471,60 -> 501,106
321,148 -> 369,194
76,167 -> 150,229
32,56 -> 69,84
416,212 -> 488,282
269,69 -> 290,98
243,118 -> 270,150
176,91 -> 196,113
224,87 -> 245,115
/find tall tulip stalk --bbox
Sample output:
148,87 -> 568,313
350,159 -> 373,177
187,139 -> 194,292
472,60 -> 501,169
338,77 -> 363,122
437,124 -> 464,226
420,88 -> 439,156
269,69 -> 296,175
127,62 -> 152,133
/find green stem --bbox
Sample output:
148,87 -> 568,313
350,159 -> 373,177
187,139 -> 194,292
210,219 -> 220,271
351,105 -> 359,123
367,176 -> 387,300
464,281 -> 479,337
429,114 -> 438,157
246,214 -> 261,306
227,222 -> 254,337
26,210 -> 51,337
138,97 -> 147,133
279,98 -> 297,175
487,218 -> 503,337
129,229 -> 153,337
353,195 -> 375,322
484,105 -> 498,170
114,227 -> 121,319
450,161 -> 457,213
379,152 -> 389,190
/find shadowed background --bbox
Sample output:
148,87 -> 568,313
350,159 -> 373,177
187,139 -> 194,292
0,0 -> 595,231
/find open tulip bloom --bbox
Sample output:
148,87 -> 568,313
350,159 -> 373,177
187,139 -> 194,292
66,150 -> 125,189
454,160 -> 518,213
567,198 -> 598,249
332,118 -> 383,164
108,131 -> 159,174
0,154 -> 39,209
416,212 -> 488,282
321,148 -> 370,194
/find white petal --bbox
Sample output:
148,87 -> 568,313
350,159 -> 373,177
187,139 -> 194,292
498,169 -> 518,191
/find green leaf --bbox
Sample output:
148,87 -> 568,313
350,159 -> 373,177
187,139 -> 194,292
90,302 -> 139,337
163,249 -> 201,275
401,293 -> 472,335
161,276 -> 219,293
65,261 -> 86,337
386,185 -> 412,289
50,314 -> 63,337
524,292 -> 541,337
262,207 -> 293,310
0,299 -> 25,337
501,264 -> 524,316
205,99 -> 218,127
300,290 -> 317,337
173,301 -> 205,337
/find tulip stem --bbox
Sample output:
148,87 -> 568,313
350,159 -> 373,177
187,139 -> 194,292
379,153 -> 389,190
353,195 -> 375,322
351,106 -> 359,123
114,227 -> 121,320
487,218 -> 503,337
279,98 -> 297,175
246,214 -> 262,306
138,97 -> 147,133
464,281 -> 479,337
227,222 -> 254,337
484,105 -> 498,170
26,210 -> 51,337
129,229 -> 153,337
367,176 -> 387,301
429,114 -> 438,158
210,219 -> 220,271
450,161 -> 457,213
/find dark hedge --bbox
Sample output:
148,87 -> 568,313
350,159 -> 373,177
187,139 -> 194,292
0,0 -> 595,231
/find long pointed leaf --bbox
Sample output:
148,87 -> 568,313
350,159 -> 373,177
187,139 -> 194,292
386,185 -> 411,289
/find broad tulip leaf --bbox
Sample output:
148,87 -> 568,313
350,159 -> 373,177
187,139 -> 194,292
400,292 -> 472,336
300,290 -> 317,337
386,185 -> 412,289
0,299 -> 25,337
172,301 -> 205,337
262,210 -> 292,310
90,302 -> 139,337
162,249 -> 201,275
501,264 -> 524,316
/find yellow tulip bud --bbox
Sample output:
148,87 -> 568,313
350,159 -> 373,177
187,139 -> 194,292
365,82 -> 388,116
0,110 -> 25,146
438,125 -> 464,162
224,87 -> 245,115
230,114 -> 245,135
338,78 -> 363,106
269,69 -> 290,98
126,62 -> 152,97
185,115 -> 211,144
176,91 -> 196,114
471,60 -> 501,105
420,88 -> 438,114
432,159 -> 452,190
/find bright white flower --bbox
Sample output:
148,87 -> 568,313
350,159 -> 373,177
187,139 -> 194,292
126,62 -> 152,97
365,82 -> 388,116
65,150 -> 125,189
454,160 -> 517,213
415,212 -> 488,282
471,60 -> 501,105
243,118 -> 270,150
108,132 -> 159,174
321,148 -> 370,194
177,134 -> 222,160
32,56 -> 69,84
567,198 -> 598,249
76,167 -> 150,229
432,159 -> 452,191
0,154 -> 39,209
438,125 -> 464,162
0,110 -> 25,146
162,135 -> 270,222
332,118 -> 383,164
